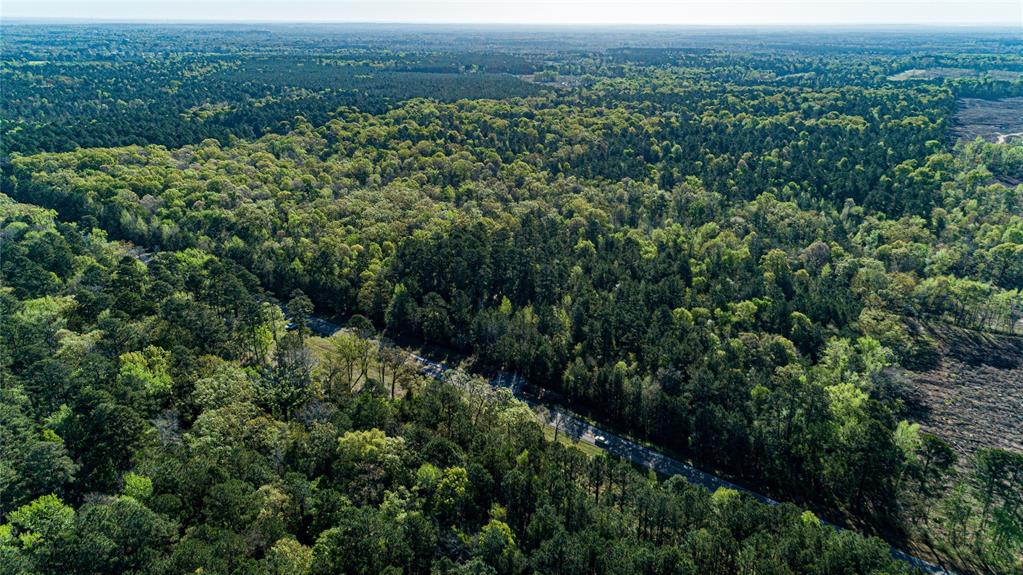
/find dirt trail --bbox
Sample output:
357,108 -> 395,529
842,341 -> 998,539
996,131 -> 1023,144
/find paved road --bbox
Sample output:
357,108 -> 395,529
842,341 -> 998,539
304,315 -> 343,337
129,250 -> 957,574
403,340 -> 956,575
298,312 -> 954,575
539,402 -> 780,505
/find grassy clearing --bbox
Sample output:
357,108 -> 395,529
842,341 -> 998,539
543,425 -> 605,458
305,335 -> 334,358
305,334 -> 408,397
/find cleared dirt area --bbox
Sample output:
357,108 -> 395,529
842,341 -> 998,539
952,97 -> 1023,142
889,68 -> 1023,82
901,324 -> 1023,461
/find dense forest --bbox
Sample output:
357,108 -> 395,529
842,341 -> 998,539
2,23 -> 1022,575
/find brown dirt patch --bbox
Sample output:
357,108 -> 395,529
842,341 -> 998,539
952,97 -> 1023,143
900,324 -> 1023,461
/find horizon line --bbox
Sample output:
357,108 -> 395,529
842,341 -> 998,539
2,18 -> 1020,28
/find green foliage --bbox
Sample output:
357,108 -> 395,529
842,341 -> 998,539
0,190 -> 922,574
263,537 -> 314,575
117,346 -> 174,399
335,429 -> 409,503
2,26 -> 1021,575
5,495 -> 74,549
122,473 -> 154,502
476,519 -> 522,575
936,449 -> 1023,573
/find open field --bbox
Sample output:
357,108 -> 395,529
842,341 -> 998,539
889,67 -> 1023,82
952,97 -> 1023,142
901,325 -> 1023,462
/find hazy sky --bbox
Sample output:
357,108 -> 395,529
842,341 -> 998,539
3,0 -> 1021,26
